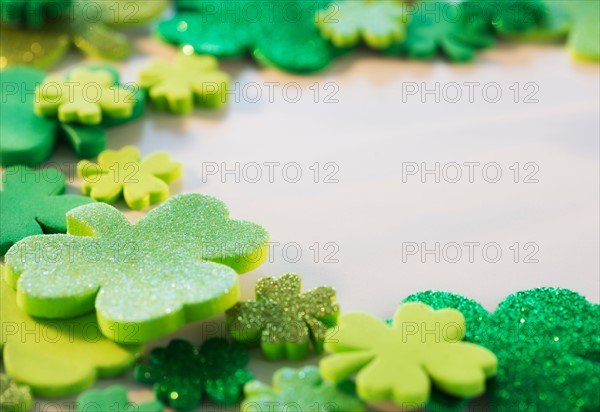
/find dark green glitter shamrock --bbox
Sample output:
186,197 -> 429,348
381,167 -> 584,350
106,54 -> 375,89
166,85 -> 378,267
226,273 -> 339,360
135,338 -> 252,410
404,288 -> 600,412
461,0 -> 546,34
0,0 -> 70,28
156,0 -> 339,73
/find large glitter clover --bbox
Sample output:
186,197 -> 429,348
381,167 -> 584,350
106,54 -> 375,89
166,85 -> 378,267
404,288 -> 600,411
242,366 -> 365,412
135,338 -> 252,410
320,302 -> 498,408
5,193 -> 269,344
156,0 -> 339,73
226,273 -> 339,360
0,374 -> 32,412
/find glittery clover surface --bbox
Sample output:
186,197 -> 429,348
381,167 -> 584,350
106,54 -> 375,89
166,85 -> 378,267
135,338 -> 252,410
77,145 -> 182,210
0,374 -> 32,412
139,53 -> 230,113
76,385 -> 163,412
156,0 -> 338,73
320,302 -> 498,408
226,273 -> 339,360
242,366 -> 365,412
462,0 -> 546,34
4,193 -> 269,343
404,288 -> 600,411
0,166 -> 95,255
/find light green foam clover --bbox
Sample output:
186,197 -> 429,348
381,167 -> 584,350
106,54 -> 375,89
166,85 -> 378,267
226,273 -> 339,361
0,373 -> 33,412
76,385 -> 163,412
0,268 -> 143,397
242,366 -> 365,412
35,67 -> 135,125
316,0 -> 408,49
320,302 -> 498,408
139,53 -> 231,114
4,193 -> 269,344
77,145 -> 182,210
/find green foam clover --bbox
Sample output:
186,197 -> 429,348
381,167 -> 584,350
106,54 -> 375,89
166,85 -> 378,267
139,53 -> 231,114
0,374 -> 32,412
135,338 -> 252,410
242,366 -> 365,412
0,165 -> 95,256
77,145 -> 182,210
316,0 -> 408,49
156,0 -> 339,73
404,288 -> 600,411
319,302 -> 498,408
0,67 -> 144,167
76,385 -> 163,412
226,273 -> 339,361
0,269 -> 143,397
4,193 -> 269,344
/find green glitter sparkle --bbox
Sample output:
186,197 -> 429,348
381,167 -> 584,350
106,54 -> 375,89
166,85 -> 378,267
0,374 -> 32,412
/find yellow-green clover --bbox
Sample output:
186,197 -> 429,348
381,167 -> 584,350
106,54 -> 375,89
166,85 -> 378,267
77,146 -> 182,210
320,302 -> 498,408
0,374 -> 32,412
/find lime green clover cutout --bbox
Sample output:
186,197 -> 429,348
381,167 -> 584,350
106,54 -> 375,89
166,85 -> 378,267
319,302 -> 498,408
242,366 -> 365,412
404,288 -> 600,412
76,385 -> 163,412
226,273 -> 339,361
0,268 -> 143,398
0,374 -> 33,412
316,0 -> 408,49
77,145 -> 182,210
4,193 -> 269,344
139,53 -> 231,114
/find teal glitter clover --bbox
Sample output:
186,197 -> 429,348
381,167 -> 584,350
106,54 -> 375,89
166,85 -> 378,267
404,288 -> 600,411
135,338 -> 253,410
156,0 -> 340,73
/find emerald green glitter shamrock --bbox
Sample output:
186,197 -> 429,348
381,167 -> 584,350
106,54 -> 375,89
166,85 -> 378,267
156,0 -> 339,73
0,374 -> 32,412
226,273 -> 339,360
242,366 -> 365,412
76,385 -> 163,412
135,338 -> 252,410
404,288 -> 600,411
4,193 -> 269,343
461,0 -> 547,34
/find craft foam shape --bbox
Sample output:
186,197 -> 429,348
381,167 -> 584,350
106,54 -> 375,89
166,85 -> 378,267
405,289 -> 600,411
0,27 -> 70,69
316,0 -> 408,49
0,0 -> 70,28
135,338 -> 252,409
0,374 -> 32,412
0,269 -> 143,397
77,146 -> 183,210
76,385 -> 163,412
226,273 -> 339,361
0,166 -> 95,255
4,193 -> 269,343
242,366 -> 365,412
139,54 -> 231,113
100,0 -> 169,28
320,302 -> 498,408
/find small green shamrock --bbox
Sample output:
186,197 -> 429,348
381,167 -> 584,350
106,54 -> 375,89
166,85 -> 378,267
226,273 -> 339,361
242,366 -> 365,412
404,288 -> 600,411
0,165 -> 95,255
316,0 -> 408,49
4,193 -> 269,343
77,145 -> 182,210
139,53 -> 231,114
76,385 -> 163,412
135,338 -> 252,410
156,0 -> 339,73
320,302 -> 498,408
0,374 -> 32,412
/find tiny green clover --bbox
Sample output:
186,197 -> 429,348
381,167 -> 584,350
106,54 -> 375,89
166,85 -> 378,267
320,302 -> 498,408
242,366 -> 365,412
316,0 -> 408,49
226,273 -> 339,361
139,54 -> 231,114
77,145 -> 182,210
0,374 -> 32,412
76,385 -> 163,412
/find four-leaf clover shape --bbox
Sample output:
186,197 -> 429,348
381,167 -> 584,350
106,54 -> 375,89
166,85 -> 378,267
320,302 -> 498,408
226,273 -> 339,360
4,193 -> 269,344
